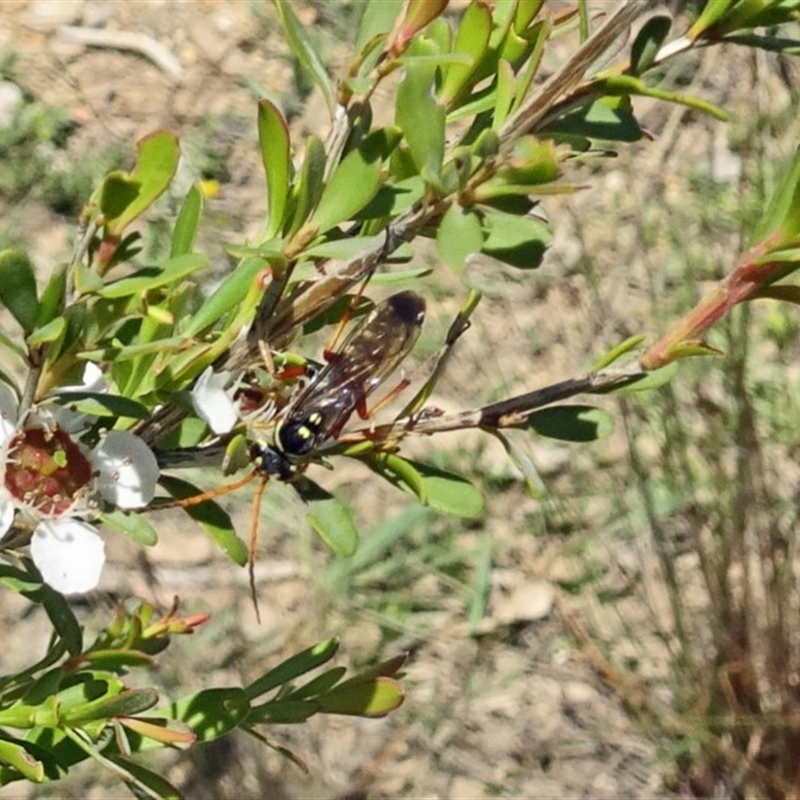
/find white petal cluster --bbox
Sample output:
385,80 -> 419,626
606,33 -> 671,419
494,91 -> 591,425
0,383 -> 159,595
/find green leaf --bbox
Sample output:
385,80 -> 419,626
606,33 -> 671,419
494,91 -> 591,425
355,0 -> 404,52
286,667 -> 346,701
287,135 -> 326,236
245,639 -> 339,701
155,475 -> 248,567
544,96 -> 643,142
0,738 -> 45,782
591,334 -> 646,370
57,391 -> 150,419
481,208 -> 551,269
246,699 -> 320,724
96,253 -> 207,299
310,128 -> 401,235
171,183 -> 204,258
366,452 -> 427,503
167,688 -> 251,742
0,249 -> 39,333
273,0 -> 335,115
36,264 -> 67,328
60,688 -> 159,724
527,405 -> 614,442
317,677 -> 404,718
752,145 -> 800,247
687,0 -> 736,38
104,755 -> 183,800
616,363 -> 679,393
100,131 -> 180,236
257,99 -> 292,240
182,257 -> 270,338
301,479 -> 359,558
437,205 -> 484,269
406,459 -> 484,518
395,41 -> 446,185
99,509 -> 158,547
440,0 -> 493,106
630,14 -> 672,75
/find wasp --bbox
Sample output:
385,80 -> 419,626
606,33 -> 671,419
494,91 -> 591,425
251,289 -> 426,480
160,290 -> 426,617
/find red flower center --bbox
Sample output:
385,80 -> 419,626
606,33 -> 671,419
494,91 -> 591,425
4,427 -> 93,516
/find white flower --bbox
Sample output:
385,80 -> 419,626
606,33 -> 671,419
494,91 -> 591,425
191,367 -> 239,435
0,384 -> 159,594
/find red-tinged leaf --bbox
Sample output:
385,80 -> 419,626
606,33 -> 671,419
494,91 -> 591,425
118,715 -> 196,747
388,0 -> 448,56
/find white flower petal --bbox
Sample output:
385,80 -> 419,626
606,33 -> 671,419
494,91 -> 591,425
0,382 -> 19,448
92,431 -> 159,508
31,519 -> 105,594
0,488 -> 14,536
191,367 -> 239,435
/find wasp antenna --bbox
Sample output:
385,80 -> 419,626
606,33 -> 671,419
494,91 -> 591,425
158,469 -> 259,509
248,474 -> 270,624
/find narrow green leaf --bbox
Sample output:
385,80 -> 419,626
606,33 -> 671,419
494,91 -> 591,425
37,583 -> 83,657
182,257 -> 269,338
395,42 -> 446,185
36,264 -> 67,328
0,738 -> 45,783
591,334 -> 646,370
752,145 -> 800,246
167,688 -> 251,741
616,363 -> 679,393
245,639 -> 339,701
301,479 -> 359,558
287,135 -> 326,236
104,755 -> 183,800
366,452 -> 427,504
257,99 -> 292,240
171,184 -> 204,258
273,0 -> 335,114
286,667 -> 347,701
437,205 -> 484,269
355,0 -> 404,51
246,700 -> 319,724
481,208 -> 551,269
100,131 -> 180,236
407,459 -> 484,518
544,96 -> 644,142
440,0 -> 493,106
155,475 -> 248,567
57,392 -> 150,419
630,14 -> 672,75
99,509 -> 159,547
687,0 -> 736,38
0,249 -> 39,333
60,689 -> 159,724
97,254 -> 207,299
317,677 -> 404,718
527,404 -> 614,442
311,129 -> 400,235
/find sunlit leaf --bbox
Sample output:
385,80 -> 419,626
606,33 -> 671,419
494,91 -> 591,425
100,131 -> 180,236
440,0 -> 493,106
0,739 -> 45,783
167,688 -> 251,741
171,183 -> 204,258
395,41 -> 446,185
481,208 -> 551,269
257,99 -> 292,240
301,479 -> 359,558
96,254 -> 207,299
317,677 -> 404,717
437,205 -> 484,269
99,509 -> 158,547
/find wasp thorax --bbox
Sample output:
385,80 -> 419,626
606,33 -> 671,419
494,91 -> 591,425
5,427 -> 93,516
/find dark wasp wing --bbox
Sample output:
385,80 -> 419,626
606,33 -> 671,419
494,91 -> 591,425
278,290 -> 426,448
